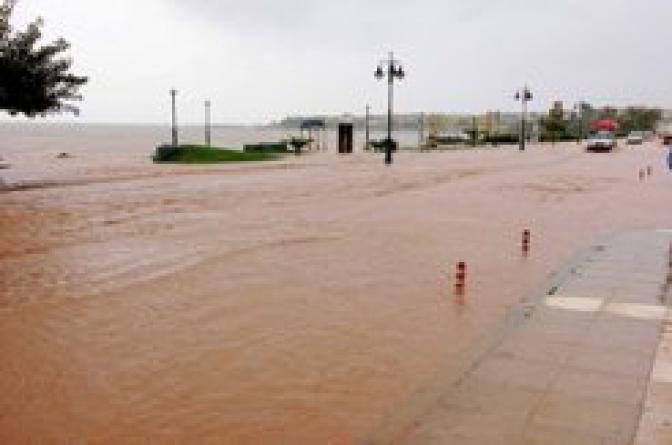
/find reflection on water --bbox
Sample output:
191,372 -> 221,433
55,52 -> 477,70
1,126 -> 671,443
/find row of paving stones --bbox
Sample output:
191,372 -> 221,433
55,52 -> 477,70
368,231 -> 672,445
635,307 -> 672,444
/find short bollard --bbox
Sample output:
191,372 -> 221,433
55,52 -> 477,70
522,229 -> 531,255
456,262 -> 467,281
647,166 -> 653,177
453,261 -> 467,306
455,262 -> 467,293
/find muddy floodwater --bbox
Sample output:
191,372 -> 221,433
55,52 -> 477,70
1,125 -> 671,443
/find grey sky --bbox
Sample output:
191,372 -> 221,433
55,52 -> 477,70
7,0 -> 672,124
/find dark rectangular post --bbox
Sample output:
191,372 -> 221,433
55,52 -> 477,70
338,123 -> 354,154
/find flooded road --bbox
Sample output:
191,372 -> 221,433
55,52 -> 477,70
1,127 -> 671,443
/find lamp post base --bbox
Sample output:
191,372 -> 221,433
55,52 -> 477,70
383,137 -> 397,165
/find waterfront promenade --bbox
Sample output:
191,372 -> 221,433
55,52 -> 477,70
368,231 -> 672,444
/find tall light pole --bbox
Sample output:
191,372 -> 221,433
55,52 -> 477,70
574,102 -> 585,144
364,104 -> 371,151
204,100 -> 212,147
514,85 -> 533,151
375,52 -> 405,165
170,89 -> 178,147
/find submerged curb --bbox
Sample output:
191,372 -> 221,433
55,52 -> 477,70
367,231 -> 672,445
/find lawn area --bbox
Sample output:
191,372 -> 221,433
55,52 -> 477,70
153,145 -> 284,164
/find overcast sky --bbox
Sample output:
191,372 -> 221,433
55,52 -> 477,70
6,0 -> 672,124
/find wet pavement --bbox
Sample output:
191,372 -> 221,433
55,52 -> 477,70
368,231 -> 672,444
636,282 -> 672,444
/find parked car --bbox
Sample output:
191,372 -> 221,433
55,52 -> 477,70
586,131 -> 617,152
626,131 -> 644,145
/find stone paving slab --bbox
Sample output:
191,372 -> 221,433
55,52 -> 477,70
367,231 -> 672,445
635,313 -> 672,444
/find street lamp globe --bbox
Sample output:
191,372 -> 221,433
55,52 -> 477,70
374,66 -> 384,80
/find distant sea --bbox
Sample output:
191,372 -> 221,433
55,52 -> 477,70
0,122 -> 424,154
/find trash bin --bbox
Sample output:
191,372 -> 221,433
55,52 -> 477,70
338,123 -> 354,154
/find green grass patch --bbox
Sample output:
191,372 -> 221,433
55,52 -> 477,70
244,142 -> 292,153
153,144 -> 283,164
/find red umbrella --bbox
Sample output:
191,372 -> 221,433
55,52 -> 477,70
590,119 -> 617,131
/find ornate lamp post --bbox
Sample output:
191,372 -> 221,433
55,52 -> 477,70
375,52 -> 405,165
514,85 -> 533,151
170,89 -> 178,147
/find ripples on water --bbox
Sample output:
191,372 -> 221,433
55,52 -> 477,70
1,126 -> 671,442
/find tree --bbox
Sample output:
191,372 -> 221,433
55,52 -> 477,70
539,106 -> 568,144
617,107 -> 662,134
598,106 -> 618,120
0,0 -> 87,117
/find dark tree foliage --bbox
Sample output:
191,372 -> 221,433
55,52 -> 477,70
539,109 -> 569,144
617,107 -> 663,133
598,106 -> 619,120
0,0 -> 88,117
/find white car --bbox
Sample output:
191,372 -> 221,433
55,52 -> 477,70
626,131 -> 644,145
586,131 -> 617,152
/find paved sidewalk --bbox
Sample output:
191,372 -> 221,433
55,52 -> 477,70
635,310 -> 672,444
368,231 -> 672,445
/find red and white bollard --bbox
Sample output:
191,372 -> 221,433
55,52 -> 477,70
522,229 -> 531,255
455,262 -> 467,296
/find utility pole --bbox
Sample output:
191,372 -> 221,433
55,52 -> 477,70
204,100 -> 212,147
418,112 -> 425,149
170,89 -> 178,147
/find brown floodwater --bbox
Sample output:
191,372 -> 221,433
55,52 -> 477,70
1,126 -> 671,443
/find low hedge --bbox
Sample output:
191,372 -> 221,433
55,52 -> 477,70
153,145 -> 282,164
483,134 -> 519,144
539,133 -> 578,143
243,142 -> 291,153
427,135 -> 466,145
